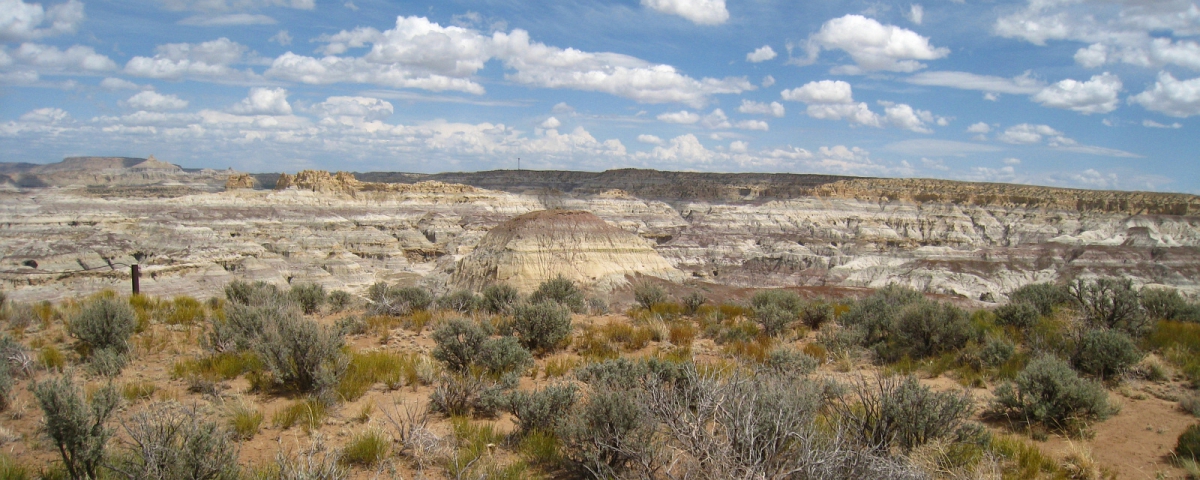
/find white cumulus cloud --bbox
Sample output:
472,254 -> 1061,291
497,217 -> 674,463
780,80 -> 854,104
1142,119 -> 1182,129
161,0 -> 314,12
791,14 -> 949,73
178,14 -> 276,26
100,77 -> 144,90
966,122 -> 991,134
641,0 -> 729,25
657,110 -> 701,124
738,99 -> 784,117
309,96 -> 394,121
906,70 -> 1044,95
124,91 -> 188,111
9,43 -> 116,74
1129,72 -> 1200,118
905,4 -> 924,25
746,45 -> 777,63
539,116 -> 561,129
0,0 -> 83,41
1032,72 -> 1122,114
124,37 -> 259,82
998,123 -> 1067,145
637,134 -> 663,144
230,87 -> 292,115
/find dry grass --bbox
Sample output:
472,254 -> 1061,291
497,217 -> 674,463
339,427 -> 390,466
225,398 -> 265,440
121,381 -> 157,402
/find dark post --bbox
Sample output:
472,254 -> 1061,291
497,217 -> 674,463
131,264 -> 140,295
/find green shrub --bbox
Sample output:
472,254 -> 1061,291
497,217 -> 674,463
437,290 -> 479,314
253,312 -> 348,396
1069,278 -> 1149,336
1142,288 -> 1200,323
477,336 -> 533,376
839,284 -> 925,349
512,301 -> 573,354
6,302 -> 38,331
1008,283 -> 1071,317
574,357 -> 689,391
961,336 -> 1015,370
1178,424 -> 1200,461
1072,328 -> 1143,380
224,279 -> 286,306
481,283 -> 521,315
112,402 -> 241,480
431,318 -> 488,373
800,299 -> 835,330
833,375 -> 975,452
529,276 -> 586,314
30,373 -> 120,480
994,302 -> 1040,329
207,299 -> 296,353
69,296 -> 136,356
885,301 -> 972,361
507,383 -> 578,436
633,282 -> 667,310
751,290 -> 803,314
988,355 -> 1113,430
753,304 -> 796,337
762,347 -> 819,376
682,292 -> 707,315
327,290 -> 354,314
557,386 -> 656,478
290,282 -> 326,315
365,282 -> 433,316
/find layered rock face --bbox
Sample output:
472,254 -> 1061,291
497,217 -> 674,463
0,167 -> 1197,304
452,210 -> 682,293
0,156 -> 234,192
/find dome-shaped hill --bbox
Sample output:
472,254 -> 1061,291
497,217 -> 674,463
452,209 -> 681,293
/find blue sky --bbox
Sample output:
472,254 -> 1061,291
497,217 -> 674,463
2,0 -> 1198,193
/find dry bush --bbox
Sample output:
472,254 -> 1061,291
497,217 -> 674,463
30,373 -> 120,480
831,374 -> 977,453
108,402 -> 240,480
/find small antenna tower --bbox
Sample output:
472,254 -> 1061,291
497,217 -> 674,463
517,157 -> 521,171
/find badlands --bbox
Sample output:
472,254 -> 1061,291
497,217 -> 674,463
1,157 -> 1197,303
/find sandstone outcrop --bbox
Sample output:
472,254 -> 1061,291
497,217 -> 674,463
225,173 -> 258,190
0,167 -> 1197,304
452,210 -> 682,293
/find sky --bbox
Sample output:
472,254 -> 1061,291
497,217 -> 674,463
1,0 -> 1198,193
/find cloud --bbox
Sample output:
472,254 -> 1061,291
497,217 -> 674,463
178,14 -> 276,26
997,123 -> 1141,157
737,99 -> 784,117
729,140 -> 748,153
0,0 -> 83,41
804,102 -> 882,127
309,96 -> 393,121
781,79 -> 853,104
8,43 -> 117,74
493,29 -> 752,107
700,109 -> 731,129
269,30 -> 292,46
881,102 -> 933,133
906,70 -> 1044,95
637,134 -> 663,144
735,119 -> 769,131
1129,72 -> 1200,118
641,0 -> 729,25
761,75 -> 774,87
230,87 -> 292,115
539,116 -> 561,129
998,123 -> 1067,145
995,0 -> 1200,72
269,16 -> 752,106
905,4 -> 924,25
966,122 -> 990,134
1003,157 -> 1021,165
1142,119 -> 1182,129
161,0 -> 314,12
883,138 -> 1002,156
791,14 -> 949,73
124,37 -> 260,82
746,45 -> 777,63
124,91 -> 188,111
657,110 -> 700,124
100,77 -> 144,90
1032,72 -> 1122,114
19,106 -> 69,123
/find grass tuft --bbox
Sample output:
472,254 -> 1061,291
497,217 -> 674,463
272,398 -> 328,432
340,427 -> 390,466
